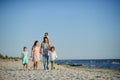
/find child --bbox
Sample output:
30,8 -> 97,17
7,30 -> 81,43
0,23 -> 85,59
49,46 -> 58,70
44,32 -> 49,38
31,40 -> 40,70
21,47 -> 29,71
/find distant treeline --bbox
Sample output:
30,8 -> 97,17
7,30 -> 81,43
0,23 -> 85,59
0,53 -> 21,61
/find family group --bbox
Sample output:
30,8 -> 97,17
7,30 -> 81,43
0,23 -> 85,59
21,32 -> 58,71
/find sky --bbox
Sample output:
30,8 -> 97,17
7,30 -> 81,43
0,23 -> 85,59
0,0 -> 120,59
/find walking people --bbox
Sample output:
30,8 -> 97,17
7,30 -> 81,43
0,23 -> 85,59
21,47 -> 29,71
40,37 -> 51,70
49,46 -> 58,70
31,40 -> 41,70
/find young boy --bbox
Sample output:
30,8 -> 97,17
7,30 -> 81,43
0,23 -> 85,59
21,47 -> 29,71
44,32 -> 49,38
49,46 -> 58,70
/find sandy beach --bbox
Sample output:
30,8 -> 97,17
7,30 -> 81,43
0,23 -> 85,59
0,59 -> 120,80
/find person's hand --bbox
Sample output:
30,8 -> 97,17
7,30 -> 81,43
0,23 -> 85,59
56,58 -> 58,61
40,51 -> 42,54
48,50 -> 50,55
30,55 -> 32,58
48,50 -> 50,54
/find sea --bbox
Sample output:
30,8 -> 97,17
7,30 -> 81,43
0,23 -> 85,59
56,59 -> 120,69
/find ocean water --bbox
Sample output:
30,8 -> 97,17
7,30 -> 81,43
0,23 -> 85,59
56,59 -> 120,69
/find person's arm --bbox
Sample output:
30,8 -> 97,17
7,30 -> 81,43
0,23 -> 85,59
48,42 -> 51,49
55,51 -> 58,60
27,52 -> 30,58
49,42 -> 52,48
31,47 -> 34,58
40,47 -> 43,54
31,51 -> 32,58
40,43 -> 43,54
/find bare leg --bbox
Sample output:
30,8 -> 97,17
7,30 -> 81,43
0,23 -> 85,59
34,61 -> 37,70
24,64 -> 27,71
33,62 -> 36,70
36,61 -> 38,70
26,64 -> 28,71
23,65 -> 25,71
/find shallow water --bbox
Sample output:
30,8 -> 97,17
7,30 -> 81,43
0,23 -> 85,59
57,59 -> 120,69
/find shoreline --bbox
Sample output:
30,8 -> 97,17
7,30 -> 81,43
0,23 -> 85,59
57,59 -> 120,70
0,59 -> 120,80
60,64 -> 120,73
0,58 -> 120,70
59,64 -> 120,71
1,58 -> 120,70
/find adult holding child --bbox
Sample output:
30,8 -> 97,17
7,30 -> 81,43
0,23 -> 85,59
44,32 -> 52,47
40,34 -> 51,70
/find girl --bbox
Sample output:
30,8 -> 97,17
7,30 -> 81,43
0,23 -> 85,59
49,46 -> 58,70
31,40 -> 41,70
22,47 -> 29,71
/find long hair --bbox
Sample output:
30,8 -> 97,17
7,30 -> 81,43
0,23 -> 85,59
33,40 -> 39,47
43,37 -> 49,44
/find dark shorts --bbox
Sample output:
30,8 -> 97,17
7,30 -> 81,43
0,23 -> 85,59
23,63 -> 27,65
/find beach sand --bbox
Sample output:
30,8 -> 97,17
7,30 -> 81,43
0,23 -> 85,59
0,59 -> 120,80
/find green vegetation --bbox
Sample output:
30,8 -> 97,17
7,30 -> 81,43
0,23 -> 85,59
0,53 -> 6,59
0,53 -> 21,61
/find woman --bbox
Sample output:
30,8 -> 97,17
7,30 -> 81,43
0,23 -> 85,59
40,37 -> 51,70
31,40 -> 40,70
